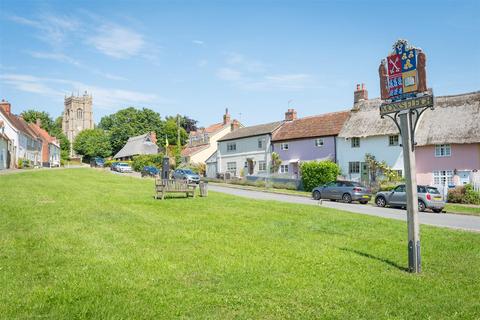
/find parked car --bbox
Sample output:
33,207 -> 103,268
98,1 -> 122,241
110,162 -> 120,171
90,157 -> 105,168
374,184 -> 445,213
115,162 -> 133,173
312,181 -> 372,204
172,169 -> 200,183
141,166 -> 159,177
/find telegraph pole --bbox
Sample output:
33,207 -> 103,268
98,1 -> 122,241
399,110 -> 421,273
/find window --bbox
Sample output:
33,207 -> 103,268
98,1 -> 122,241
348,161 -> 360,174
315,138 -> 324,147
435,144 -> 451,157
281,143 -> 289,150
394,185 -> 406,192
77,108 -> 83,120
258,138 -> 265,149
389,135 -> 399,146
351,137 -> 360,148
244,161 -> 248,168
258,161 -> 267,171
227,142 -> 236,152
227,162 -> 237,174
433,170 -> 453,185
280,164 -> 289,173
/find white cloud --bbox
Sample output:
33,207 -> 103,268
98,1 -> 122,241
193,40 -> 205,45
216,68 -> 243,81
87,24 -> 145,59
0,73 -> 167,110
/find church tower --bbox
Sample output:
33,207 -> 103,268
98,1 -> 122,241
62,91 -> 94,156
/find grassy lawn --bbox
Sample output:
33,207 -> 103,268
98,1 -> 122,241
445,203 -> 480,216
1,169 -> 479,319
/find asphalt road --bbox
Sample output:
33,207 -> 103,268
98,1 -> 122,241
209,184 -> 480,232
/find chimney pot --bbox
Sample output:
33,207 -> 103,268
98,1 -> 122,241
223,108 -> 231,125
0,100 -> 11,115
354,83 -> 368,104
285,108 -> 297,121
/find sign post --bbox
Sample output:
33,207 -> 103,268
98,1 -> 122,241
378,39 -> 434,273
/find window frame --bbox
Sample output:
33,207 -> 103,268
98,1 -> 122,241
388,135 -> 399,146
351,137 -> 360,148
281,143 -> 289,150
226,162 -> 237,173
435,144 -> 451,157
258,161 -> 267,172
226,142 -> 237,152
280,164 -> 289,173
315,138 -> 324,147
433,170 -> 453,185
348,161 -> 360,174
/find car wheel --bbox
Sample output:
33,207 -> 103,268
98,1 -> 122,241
418,200 -> 426,212
342,193 -> 352,203
376,196 -> 386,207
433,208 -> 442,213
312,190 -> 321,200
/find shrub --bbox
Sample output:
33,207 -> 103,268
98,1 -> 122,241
272,182 -> 298,190
132,154 -> 164,172
447,184 -> 480,205
300,160 -> 340,192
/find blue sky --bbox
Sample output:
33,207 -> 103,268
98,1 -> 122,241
0,0 -> 479,127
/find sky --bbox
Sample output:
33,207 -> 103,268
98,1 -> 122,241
0,0 -> 479,127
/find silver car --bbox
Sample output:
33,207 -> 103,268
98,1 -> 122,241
116,162 -> 133,173
172,169 -> 200,184
375,184 -> 445,213
312,181 -> 372,204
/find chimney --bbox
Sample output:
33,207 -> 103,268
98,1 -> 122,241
223,108 -> 231,125
231,119 -> 240,131
354,83 -> 368,104
150,131 -> 157,144
0,100 -> 11,115
285,108 -> 297,121
36,118 -> 42,127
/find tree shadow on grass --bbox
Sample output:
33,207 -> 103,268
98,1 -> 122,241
339,247 -> 408,272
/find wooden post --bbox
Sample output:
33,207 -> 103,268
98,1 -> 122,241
399,110 -> 421,273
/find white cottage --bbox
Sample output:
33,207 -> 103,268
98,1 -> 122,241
336,85 -> 404,182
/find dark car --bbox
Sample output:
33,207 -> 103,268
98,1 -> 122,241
90,157 -> 105,168
141,166 -> 159,177
375,184 -> 445,213
312,181 -> 372,204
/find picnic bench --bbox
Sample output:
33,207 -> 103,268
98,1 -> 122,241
154,179 -> 197,199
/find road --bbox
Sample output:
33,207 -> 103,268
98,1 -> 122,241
209,184 -> 480,232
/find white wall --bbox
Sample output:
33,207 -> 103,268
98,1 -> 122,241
190,125 -> 231,164
336,135 -> 403,181
217,134 -> 272,177
0,113 -> 19,166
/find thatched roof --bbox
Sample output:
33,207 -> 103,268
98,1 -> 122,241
113,133 -> 158,159
338,91 -> 480,145
338,98 -> 398,138
415,91 -> 480,145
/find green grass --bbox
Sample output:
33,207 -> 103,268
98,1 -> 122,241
445,203 -> 480,216
1,169 -> 479,319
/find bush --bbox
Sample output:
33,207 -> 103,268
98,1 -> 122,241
272,182 -> 298,190
447,184 -> 480,205
131,154 -> 164,172
300,160 -> 340,192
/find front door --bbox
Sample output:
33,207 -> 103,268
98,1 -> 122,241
247,159 -> 254,175
360,162 -> 369,184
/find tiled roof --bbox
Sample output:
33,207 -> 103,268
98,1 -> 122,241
181,144 -> 209,157
218,121 -> 284,142
28,123 -> 59,147
0,109 -> 38,139
272,111 -> 350,142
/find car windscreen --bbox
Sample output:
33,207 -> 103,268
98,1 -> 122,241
183,170 -> 194,174
427,187 -> 440,194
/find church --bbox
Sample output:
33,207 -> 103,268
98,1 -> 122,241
62,91 -> 94,156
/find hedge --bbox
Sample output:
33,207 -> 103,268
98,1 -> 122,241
300,160 -> 340,192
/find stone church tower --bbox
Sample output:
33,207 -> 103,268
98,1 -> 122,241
62,91 -> 94,156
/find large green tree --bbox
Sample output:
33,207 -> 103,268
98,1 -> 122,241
163,119 -> 188,146
73,129 -> 112,160
165,115 -> 198,133
98,107 -> 164,155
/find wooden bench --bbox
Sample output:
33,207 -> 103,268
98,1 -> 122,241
154,179 -> 197,200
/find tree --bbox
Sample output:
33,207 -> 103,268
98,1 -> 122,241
166,115 -> 198,133
271,152 -> 282,173
163,119 -> 188,146
98,107 -> 164,155
73,129 -> 112,160
21,110 -> 55,132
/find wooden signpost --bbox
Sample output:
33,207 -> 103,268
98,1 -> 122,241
378,39 -> 434,273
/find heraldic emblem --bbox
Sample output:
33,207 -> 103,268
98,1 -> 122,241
379,39 -> 427,101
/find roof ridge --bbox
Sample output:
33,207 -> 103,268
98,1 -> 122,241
290,110 -> 350,121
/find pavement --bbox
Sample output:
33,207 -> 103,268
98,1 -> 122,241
209,184 -> 480,232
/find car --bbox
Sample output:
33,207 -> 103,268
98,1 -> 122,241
115,162 -> 133,173
172,169 -> 200,183
141,166 -> 159,177
312,181 -> 372,204
110,162 -> 120,171
374,184 -> 445,213
90,157 -> 105,168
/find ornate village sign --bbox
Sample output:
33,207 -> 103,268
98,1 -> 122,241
378,39 -> 434,273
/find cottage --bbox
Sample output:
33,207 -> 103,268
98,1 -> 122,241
0,120 -> 13,170
113,132 -> 159,160
181,109 -> 241,164
28,120 -> 61,167
272,109 -> 350,179
0,100 -> 42,167
217,121 -> 284,177
337,84 -> 404,182
415,91 -> 480,187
